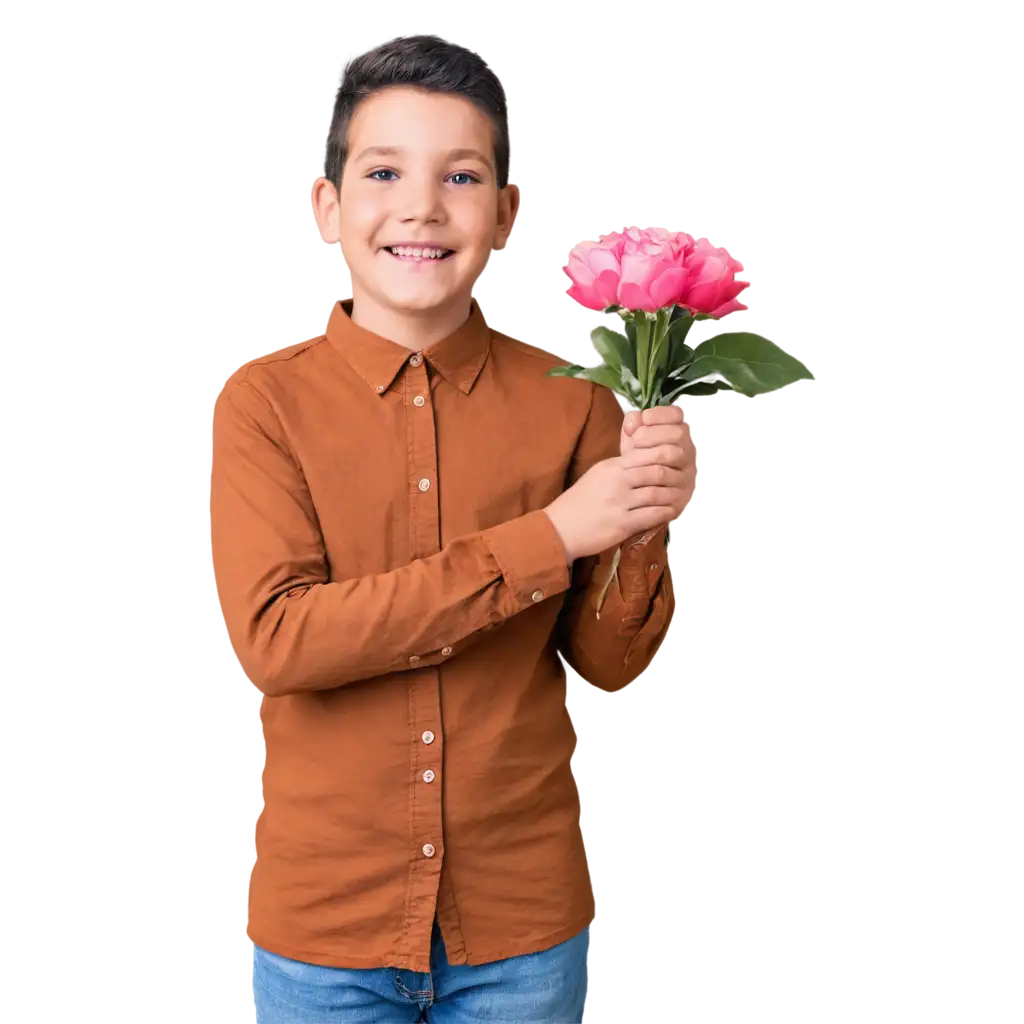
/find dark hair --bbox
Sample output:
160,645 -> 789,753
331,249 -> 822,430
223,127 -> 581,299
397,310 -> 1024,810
324,34 -> 510,192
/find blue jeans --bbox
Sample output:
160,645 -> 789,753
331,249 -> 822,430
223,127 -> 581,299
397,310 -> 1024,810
253,913 -> 589,1022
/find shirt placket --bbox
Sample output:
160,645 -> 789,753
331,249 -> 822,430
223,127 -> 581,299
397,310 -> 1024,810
397,350 -> 449,967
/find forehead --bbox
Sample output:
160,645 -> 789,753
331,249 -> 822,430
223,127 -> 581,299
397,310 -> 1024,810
348,86 -> 493,164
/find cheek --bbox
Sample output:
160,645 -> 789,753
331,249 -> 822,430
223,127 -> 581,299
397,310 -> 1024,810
338,190 -> 381,234
455,199 -> 497,240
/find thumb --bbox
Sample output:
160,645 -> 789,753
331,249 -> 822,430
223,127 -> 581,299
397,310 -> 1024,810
623,411 -> 640,435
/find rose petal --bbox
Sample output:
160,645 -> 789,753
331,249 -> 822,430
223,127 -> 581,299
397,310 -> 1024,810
587,246 -> 625,277
618,252 -> 666,310
708,296 -> 749,318
563,255 -> 597,290
648,266 -> 687,309
593,268 -> 622,308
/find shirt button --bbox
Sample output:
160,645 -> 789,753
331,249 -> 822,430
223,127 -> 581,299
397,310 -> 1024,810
422,843 -> 435,857
409,654 -> 420,664
375,384 -> 384,393
410,354 -> 423,366
413,395 -> 425,406
418,478 -> 431,491
649,562 -> 658,571
441,646 -> 452,656
531,589 -> 544,602
422,730 -> 435,744
422,769 -> 435,783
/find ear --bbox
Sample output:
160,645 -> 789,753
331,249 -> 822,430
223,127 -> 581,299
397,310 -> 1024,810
492,183 -> 520,251
311,177 -> 341,244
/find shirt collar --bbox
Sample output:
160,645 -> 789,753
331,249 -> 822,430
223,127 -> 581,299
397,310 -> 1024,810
325,297 -> 492,397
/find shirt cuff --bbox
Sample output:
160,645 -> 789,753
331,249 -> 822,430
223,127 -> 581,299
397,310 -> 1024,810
481,509 -> 573,611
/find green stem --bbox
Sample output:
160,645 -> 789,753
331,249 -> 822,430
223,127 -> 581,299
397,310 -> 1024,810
634,313 -> 650,399
634,309 -> 669,409
650,308 -> 670,407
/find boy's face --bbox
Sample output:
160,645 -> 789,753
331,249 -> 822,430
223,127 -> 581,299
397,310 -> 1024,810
313,86 -> 519,324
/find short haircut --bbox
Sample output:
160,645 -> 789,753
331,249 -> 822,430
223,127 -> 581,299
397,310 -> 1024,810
317,30 -> 512,188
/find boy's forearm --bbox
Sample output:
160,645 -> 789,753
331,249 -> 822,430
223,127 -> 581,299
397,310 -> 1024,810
211,382 -> 573,697
214,511 -> 572,697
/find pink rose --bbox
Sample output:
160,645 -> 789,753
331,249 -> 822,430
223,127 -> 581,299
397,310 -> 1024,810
565,230 -> 626,309
563,226 -> 750,319
676,237 -> 749,318
614,241 -> 688,309
622,224 -> 696,264
563,225 -> 696,313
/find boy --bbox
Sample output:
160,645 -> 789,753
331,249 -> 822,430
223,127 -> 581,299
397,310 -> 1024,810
210,33 -> 695,1024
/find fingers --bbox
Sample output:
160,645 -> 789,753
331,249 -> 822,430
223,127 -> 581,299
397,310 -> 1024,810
623,405 -> 684,437
626,483 -> 687,512
623,461 -> 688,490
628,420 -> 690,449
637,406 -> 685,426
622,440 -> 688,471
618,409 -> 643,438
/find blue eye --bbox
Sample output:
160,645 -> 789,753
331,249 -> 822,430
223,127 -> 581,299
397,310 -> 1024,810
368,168 -> 479,185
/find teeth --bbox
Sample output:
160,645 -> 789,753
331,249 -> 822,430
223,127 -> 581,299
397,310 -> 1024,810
387,246 -> 450,259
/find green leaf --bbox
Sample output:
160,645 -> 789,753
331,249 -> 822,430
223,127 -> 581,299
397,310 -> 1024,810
657,379 -> 729,404
585,323 -> 622,368
679,332 -> 814,397
619,363 -> 643,406
545,364 -> 586,377
547,361 -> 639,403
667,315 -> 700,376
688,354 -> 761,389
585,319 -> 630,376
658,381 -> 692,404
667,311 -> 691,329
679,380 -> 735,396
648,365 -> 667,409
571,363 -> 636,400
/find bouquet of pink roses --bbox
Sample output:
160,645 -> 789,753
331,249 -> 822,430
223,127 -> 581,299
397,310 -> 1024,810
548,225 -> 802,407
548,226 -> 813,614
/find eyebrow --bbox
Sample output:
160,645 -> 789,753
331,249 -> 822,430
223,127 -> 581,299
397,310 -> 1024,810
448,148 -> 495,169
353,145 -> 494,174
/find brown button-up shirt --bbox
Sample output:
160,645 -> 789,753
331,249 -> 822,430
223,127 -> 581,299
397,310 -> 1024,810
210,296 -> 675,972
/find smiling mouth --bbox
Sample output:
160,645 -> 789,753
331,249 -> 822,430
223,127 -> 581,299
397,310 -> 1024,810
382,245 -> 454,262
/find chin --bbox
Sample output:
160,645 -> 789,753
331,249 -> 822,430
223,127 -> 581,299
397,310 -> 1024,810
379,288 -> 462,312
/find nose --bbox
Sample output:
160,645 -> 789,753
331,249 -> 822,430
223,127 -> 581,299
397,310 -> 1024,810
397,173 -> 448,225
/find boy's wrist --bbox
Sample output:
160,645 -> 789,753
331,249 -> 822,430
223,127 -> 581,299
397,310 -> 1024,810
542,507 -> 575,566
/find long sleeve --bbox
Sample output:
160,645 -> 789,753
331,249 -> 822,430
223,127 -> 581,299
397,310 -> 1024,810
210,379 -> 572,697
554,382 -> 676,692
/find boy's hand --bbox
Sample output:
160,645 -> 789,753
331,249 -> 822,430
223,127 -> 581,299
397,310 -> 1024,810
618,404 -> 696,544
540,458 -> 675,565
544,404 -> 696,564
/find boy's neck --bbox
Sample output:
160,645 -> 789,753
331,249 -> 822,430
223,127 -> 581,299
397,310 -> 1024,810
349,288 -> 474,351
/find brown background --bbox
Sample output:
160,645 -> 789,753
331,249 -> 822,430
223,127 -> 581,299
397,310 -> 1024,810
0,6 -> 1019,1015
